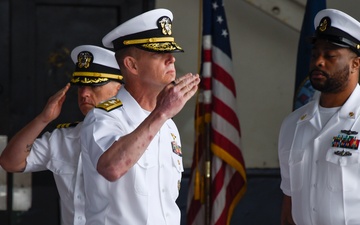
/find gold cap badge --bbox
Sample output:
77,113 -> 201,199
77,51 -> 93,69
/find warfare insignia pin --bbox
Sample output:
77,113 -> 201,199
334,150 -> 352,156
340,129 -> 358,135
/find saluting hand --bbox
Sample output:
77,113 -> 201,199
38,83 -> 71,124
155,73 -> 200,119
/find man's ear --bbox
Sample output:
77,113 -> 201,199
123,56 -> 138,74
352,56 -> 360,71
116,82 -> 121,91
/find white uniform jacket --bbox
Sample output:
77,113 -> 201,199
279,84 -> 360,225
81,87 -> 184,225
25,122 -> 85,225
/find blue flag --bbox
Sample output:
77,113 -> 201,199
293,0 -> 326,110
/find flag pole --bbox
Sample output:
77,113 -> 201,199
198,0 -> 212,224
188,1 -> 247,224
204,121 -> 211,225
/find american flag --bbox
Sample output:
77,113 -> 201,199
186,0 -> 247,225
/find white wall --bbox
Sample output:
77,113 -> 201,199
155,0 -> 360,168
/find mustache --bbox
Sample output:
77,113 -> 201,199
309,69 -> 329,78
79,98 -> 93,105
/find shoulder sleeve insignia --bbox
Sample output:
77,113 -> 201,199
56,121 -> 80,129
96,98 -> 123,112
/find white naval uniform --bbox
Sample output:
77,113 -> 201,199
80,87 -> 184,225
279,84 -> 360,225
24,123 -> 85,225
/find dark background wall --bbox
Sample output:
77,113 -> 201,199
177,169 -> 282,225
0,0 -> 283,224
0,0 -> 155,224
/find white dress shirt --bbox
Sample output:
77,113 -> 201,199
25,123 -> 85,225
279,84 -> 360,225
81,88 -> 183,225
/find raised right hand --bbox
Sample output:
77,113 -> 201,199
37,83 -> 71,124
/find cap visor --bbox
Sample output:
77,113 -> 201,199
137,42 -> 184,53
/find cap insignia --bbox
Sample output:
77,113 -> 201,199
158,16 -> 172,36
319,17 -> 330,32
77,51 -> 93,69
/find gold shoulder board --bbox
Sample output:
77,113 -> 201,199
96,98 -> 123,112
56,121 -> 80,129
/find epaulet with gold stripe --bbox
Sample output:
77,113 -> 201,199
56,121 -> 80,129
96,98 -> 123,112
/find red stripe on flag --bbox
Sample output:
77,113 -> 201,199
212,129 -> 245,165
201,77 -> 212,92
213,63 -> 237,97
211,162 -> 226,202
212,96 -> 241,134
203,49 -> 212,63
211,161 -> 227,225
186,196 -> 202,225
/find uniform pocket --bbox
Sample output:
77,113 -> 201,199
289,150 -> 305,192
325,149 -> 360,192
47,159 -> 76,175
170,153 -> 183,199
47,159 -> 77,199
134,148 -> 156,196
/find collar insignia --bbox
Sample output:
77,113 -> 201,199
300,114 -> 307,121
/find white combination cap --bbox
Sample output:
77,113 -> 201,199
313,9 -> 360,55
70,45 -> 123,85
102,8 -> 183,53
